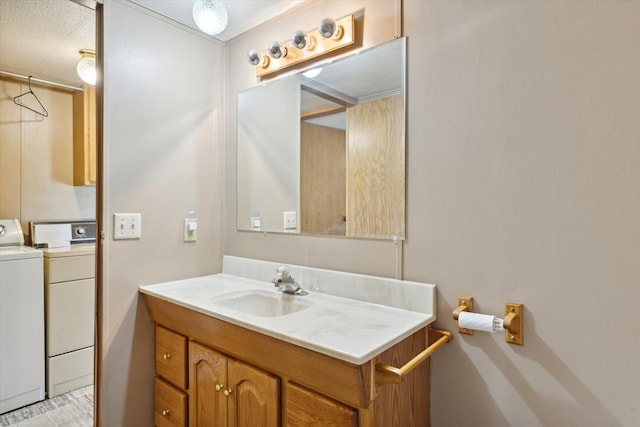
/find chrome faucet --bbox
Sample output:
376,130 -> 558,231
272,266 -> 308,296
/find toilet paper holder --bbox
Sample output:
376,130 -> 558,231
453,295 -> 524,346
453,295 -> 474,335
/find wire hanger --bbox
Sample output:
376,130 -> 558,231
13,76 -> 49,117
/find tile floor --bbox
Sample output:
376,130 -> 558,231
0,386 -> 93,426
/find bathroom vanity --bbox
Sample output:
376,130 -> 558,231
140,256 -> 447,427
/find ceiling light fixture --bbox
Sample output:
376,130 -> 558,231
192,0 -> 228,36
76,49 -> 96,85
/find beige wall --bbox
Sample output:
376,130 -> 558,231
100,1 -> 224,425
0,78 -> 95,233
224,0 -> 640,426
404,1 -> 640,425
100,0 -> 639,425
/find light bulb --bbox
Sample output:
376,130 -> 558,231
291,30 -> 315,50
247,49 -> 269,67
267,41 -> 287,59
76,49 -> 96,85
192,0 -> 228,36
318,18 -> 342,39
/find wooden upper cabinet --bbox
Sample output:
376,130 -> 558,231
73,84 -> 96,186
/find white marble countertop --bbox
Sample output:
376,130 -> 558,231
139,273 -> 435,365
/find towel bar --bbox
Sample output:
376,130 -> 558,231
375,328 -> 452,385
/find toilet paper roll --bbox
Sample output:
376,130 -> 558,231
458,311 -> 504,333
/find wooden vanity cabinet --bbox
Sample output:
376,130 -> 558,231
145,294 -> 432,427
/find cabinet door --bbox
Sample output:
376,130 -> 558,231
189,342 -> 227,427
284,382 -> 357,427
227,359 -> 279,427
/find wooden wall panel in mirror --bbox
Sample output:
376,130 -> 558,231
237,37 -> 406,240
300,123 -> 346,235
346,94 -> 404,239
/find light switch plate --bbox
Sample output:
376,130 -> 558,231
113,213 -> 141,240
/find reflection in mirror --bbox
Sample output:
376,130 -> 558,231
238,37 -> 405,240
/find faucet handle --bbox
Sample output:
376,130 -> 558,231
276,265 -> 292,281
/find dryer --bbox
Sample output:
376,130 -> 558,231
31,221 -> 96,398
0,219 -> 45,414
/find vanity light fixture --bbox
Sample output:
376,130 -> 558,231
246,14 -> 355,79
76,49 -> 96,85
192,0 -> 228,36
291,30 -> 315,50
267,41 -> 287,60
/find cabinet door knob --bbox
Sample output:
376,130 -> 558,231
162,409 -> 171,417
163,353 -> 171,360
215,384 -> 224,392
224,389 -> 233,397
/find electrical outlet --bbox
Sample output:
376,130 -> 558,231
113,213 -> 141,240
250,215 -> 261,231
184,218 -> 197,242
283,211 -> 297,230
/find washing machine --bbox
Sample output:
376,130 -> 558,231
0,219 -> 45,414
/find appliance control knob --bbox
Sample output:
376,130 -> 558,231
75,226 -> 87,236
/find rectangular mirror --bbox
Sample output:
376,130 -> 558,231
238,37 -> 406,240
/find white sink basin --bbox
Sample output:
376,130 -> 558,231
214,290 -> 312,317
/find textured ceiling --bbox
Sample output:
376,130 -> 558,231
0,0 -> 95,87
0,0 -> 303,89
131,0 -> 305,41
